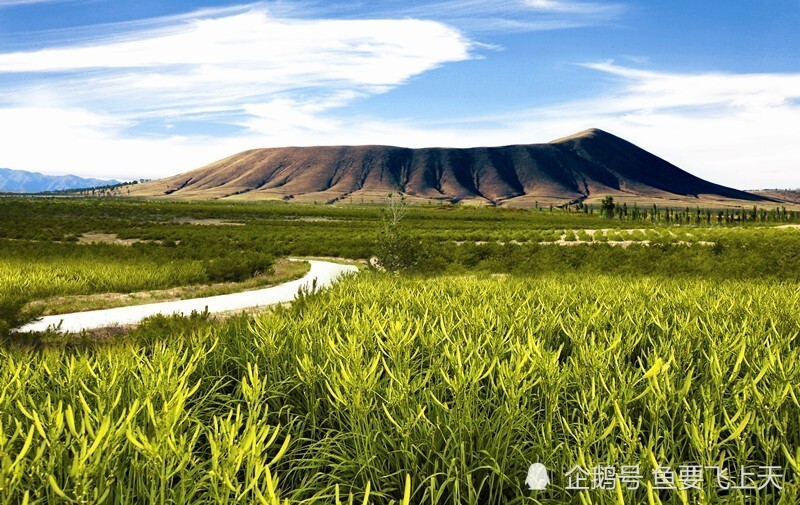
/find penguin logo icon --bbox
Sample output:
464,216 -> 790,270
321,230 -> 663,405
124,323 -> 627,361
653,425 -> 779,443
525,463 -> 550,490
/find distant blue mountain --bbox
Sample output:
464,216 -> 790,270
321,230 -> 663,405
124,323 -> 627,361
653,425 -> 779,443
0,168 -> 121,193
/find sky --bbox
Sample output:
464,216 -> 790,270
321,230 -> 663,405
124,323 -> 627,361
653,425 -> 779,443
0,1 -> 798,189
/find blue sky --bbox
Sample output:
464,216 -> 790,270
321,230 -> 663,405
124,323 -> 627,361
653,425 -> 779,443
0,0 -> 798,188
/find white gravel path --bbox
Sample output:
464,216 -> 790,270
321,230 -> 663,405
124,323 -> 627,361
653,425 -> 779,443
16,259 -> 358,333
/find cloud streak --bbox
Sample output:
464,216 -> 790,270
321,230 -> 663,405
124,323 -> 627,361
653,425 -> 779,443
523,0 -> 619,14
0,9 -> 473,111
0,0 -> 63,5
0,7 -> 476,177
353,0 -> 626,32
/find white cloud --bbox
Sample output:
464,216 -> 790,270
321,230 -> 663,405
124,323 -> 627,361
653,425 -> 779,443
0,0 -> 61,5
0,13 -> 469,75
523,0 -> 617,14
0,106 -> 256,177
363,0 -> 625,32
0,8 -> 475,179
0,10 -> 472,114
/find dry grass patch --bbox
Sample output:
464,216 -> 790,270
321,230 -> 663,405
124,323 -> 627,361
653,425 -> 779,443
77,233 -> 145,246
173,218 -> 244,226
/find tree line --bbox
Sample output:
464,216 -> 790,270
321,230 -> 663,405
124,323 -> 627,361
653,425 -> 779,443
569,196 -> 800,225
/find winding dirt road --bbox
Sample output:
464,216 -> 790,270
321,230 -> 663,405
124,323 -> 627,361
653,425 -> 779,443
16,259 -> 357,333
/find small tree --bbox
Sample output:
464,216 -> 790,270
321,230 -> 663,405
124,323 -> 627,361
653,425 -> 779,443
600,196 -> 616,219
375,192 -> 417,272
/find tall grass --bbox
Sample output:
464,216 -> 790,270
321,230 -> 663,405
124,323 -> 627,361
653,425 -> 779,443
0,254 -> 209,334
0,256 -> 207,299
2,273 -> 799,503
0,238 -> 275,334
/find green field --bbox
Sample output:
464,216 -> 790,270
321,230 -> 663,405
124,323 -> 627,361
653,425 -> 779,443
2,197 -> 800,503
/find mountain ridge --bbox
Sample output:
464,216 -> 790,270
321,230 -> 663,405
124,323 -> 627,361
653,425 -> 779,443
125,129 -> 773,207
0,168 -> 121,194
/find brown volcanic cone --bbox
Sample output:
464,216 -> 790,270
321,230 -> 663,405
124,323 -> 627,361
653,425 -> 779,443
126,128 -> 772,207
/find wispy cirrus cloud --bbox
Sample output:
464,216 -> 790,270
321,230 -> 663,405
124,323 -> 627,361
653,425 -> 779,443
523,0 -> 620,14
0,9 -> 473,111
0,0 -> 56,5
0,1 -> 626,180
303,0 -> 625,33
0,7 -> 476,177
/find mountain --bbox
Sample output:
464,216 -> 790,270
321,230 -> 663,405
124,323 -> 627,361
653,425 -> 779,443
0,168 -> 121,193
125,129 -> 773,207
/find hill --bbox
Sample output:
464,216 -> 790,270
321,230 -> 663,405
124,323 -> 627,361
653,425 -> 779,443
0,168 -> 121,194
750,189 -> 800,205
125,129 -> 772,207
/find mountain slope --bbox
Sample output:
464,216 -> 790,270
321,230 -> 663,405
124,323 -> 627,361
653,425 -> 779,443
750,189 -> 800,205
0,168 -> 121,193
126,129 -> 771,207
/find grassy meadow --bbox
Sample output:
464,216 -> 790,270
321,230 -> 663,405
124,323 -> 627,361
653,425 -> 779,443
2,197 -> 800,503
